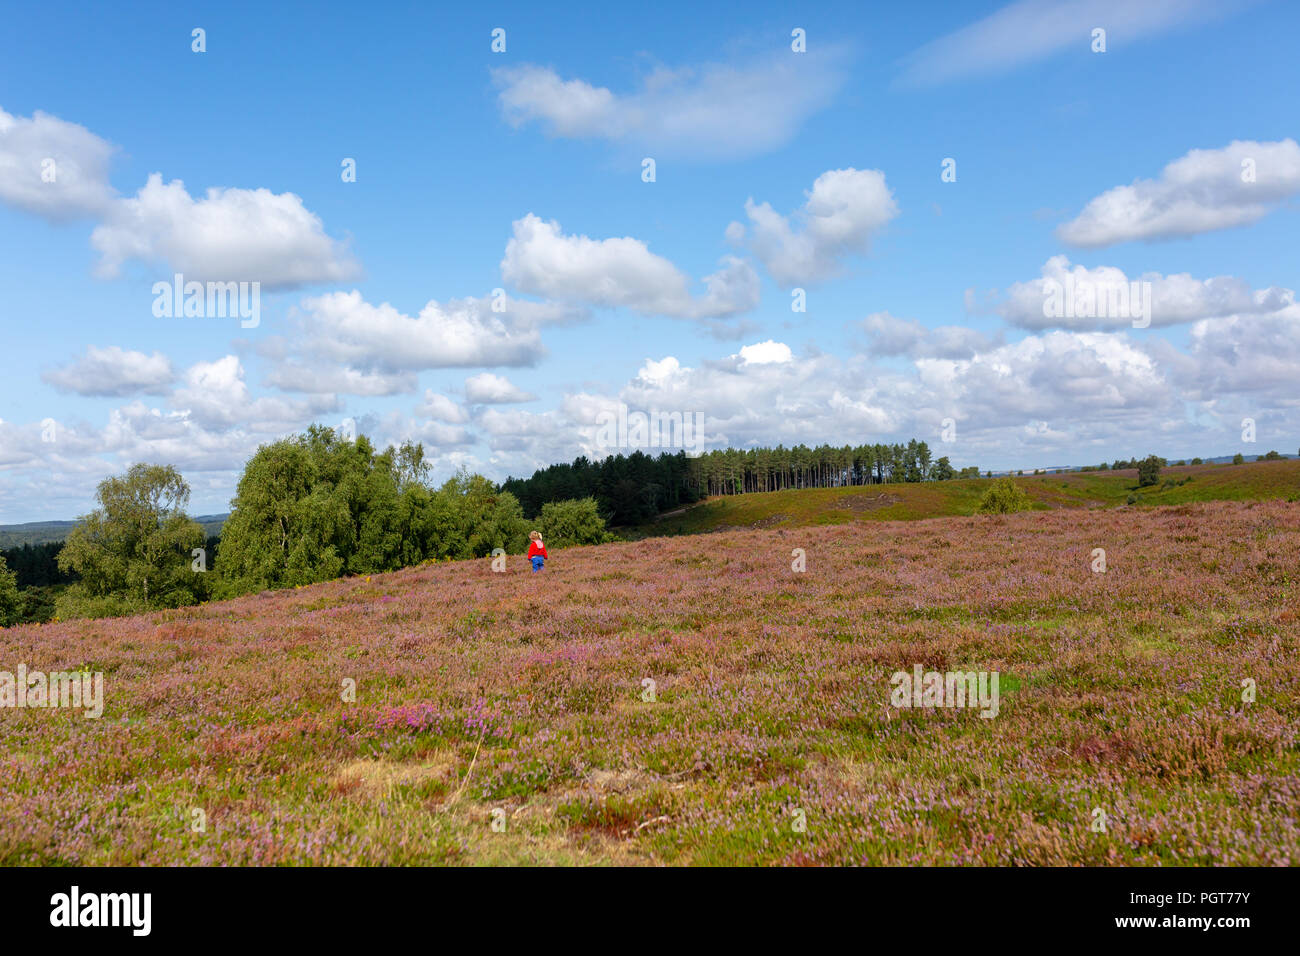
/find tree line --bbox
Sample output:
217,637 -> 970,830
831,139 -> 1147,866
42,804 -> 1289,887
504,440 -> 980,526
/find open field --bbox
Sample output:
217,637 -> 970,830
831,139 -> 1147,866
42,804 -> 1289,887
638,458 -> 1300,536
2,496 -> 1298,865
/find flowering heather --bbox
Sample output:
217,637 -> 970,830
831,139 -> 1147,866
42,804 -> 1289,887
1,499 -> 1297,865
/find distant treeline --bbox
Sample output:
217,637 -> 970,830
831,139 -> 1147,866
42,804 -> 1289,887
504,440 -> 980,526
0,541 -> 76,588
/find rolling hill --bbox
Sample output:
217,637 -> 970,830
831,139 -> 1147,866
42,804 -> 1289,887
635,458 -> 1300,536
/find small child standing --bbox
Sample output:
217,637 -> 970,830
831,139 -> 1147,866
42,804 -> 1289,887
527,530 -> 548,572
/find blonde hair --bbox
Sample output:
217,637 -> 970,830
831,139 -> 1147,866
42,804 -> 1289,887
529,530 -> 542,540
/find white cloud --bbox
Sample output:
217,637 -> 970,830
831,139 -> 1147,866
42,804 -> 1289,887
737,340 -> 793,365
1057,139 -> 1300,247
291,290 -> 548,372
494,51 -> 846,160
500,213 -> 759,320
464,372 -> 536,404
993,255 -> 1295,329
549,329 -> 1185,468
896,0 -> 1242,87
42,346 -> 174,396
263,359 -> 416,396
417,391 -> 471,424
171,356 -> 338,431
737,168 -> 898,285
0,106 -> 116,220
90,173 -> 361,289
861,312 -> 996,359
9,310 -> 1300,520
1170,303 -> 1300,402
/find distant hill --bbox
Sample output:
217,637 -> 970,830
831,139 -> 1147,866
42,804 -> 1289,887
632,458 -> 1300,537
0,513 -> 228,548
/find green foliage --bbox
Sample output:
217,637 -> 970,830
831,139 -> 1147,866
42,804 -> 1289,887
53,586 -> 148,621
539,498 -> 616,548
216,426 -> 414,592
931,456 -> 956,481
217,430 -> 532,593
976,478 -> 1033,515
55,463 -> 206,617
0,555 -> 21,626
435,471 -> 530,559
0,541 -> 75,587
18,584 -> 61,624
1137,454 -> 1162,487
1233,453 -> 1245,465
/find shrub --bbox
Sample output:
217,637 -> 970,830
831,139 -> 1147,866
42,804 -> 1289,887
977,478 -> 1033,514
0,555 -> 20,627
1137,455 -> 1162,487
1233,453 -> 1245,465
538,498 -> 617,549
53,584 -> 149,622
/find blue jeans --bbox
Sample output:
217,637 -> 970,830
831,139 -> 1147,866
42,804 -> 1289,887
531,556 -> 544,572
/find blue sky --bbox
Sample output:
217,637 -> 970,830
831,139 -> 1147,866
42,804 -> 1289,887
2,0 -> 1298,520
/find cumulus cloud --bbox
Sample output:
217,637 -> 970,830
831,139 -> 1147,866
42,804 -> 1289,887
258,290 -> 581,399
263,360 -> 416,397
861,312 -> 997,359
2,108 -> 362,290
464,372 -> 536,404
1169,303 -> 1300,402
417,391 -> 471,424
1057,139 -> 1300,247
171,356 -> 338,432
543,329 -> 1194,471
42,346 -> 174,396
991,255 -> 1295,329
90,173 -> 361,289
734,168 -> 898,285
0,106 -> 116,219
895,0 -> 1245,87
493,50 -> 846,160
501,213 -> 759,321
290,290 -> 548,373
10,312 -> 1300,520
737,340 -> 793,365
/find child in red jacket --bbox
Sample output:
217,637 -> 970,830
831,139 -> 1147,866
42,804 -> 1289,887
527,531 -> 548,572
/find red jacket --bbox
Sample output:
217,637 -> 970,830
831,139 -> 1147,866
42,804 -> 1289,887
528,540 -> 548,559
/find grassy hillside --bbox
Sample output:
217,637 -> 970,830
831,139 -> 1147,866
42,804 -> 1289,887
637,458 -> 1300,536
2,497 -> 1296,865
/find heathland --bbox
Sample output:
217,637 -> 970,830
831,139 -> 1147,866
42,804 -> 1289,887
2,466 -> 1297,864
